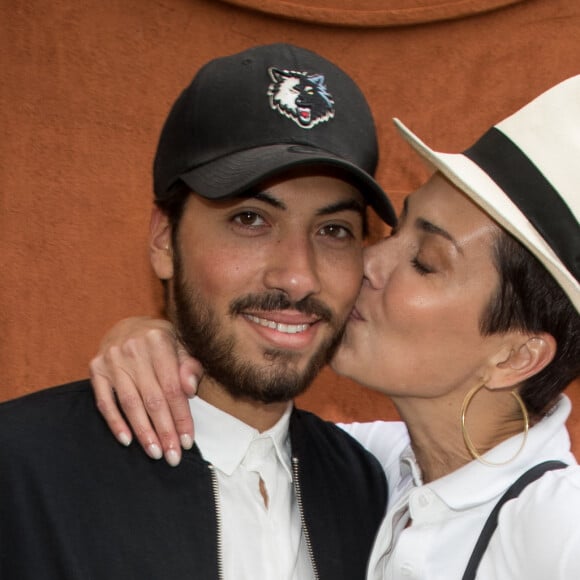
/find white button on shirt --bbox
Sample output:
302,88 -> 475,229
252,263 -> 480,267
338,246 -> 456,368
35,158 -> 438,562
190,397 -> 315,580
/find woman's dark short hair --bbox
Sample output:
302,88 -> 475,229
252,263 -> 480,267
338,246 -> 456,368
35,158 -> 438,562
480,229 -> 580,416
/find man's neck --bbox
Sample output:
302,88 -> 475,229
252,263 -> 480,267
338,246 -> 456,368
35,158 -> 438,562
197,377 -> 291,433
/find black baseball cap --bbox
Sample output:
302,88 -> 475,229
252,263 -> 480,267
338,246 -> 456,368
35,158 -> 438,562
153,43 -> 396,226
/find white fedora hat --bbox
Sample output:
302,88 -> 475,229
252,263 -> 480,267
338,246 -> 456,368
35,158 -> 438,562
394,75 -> 580,313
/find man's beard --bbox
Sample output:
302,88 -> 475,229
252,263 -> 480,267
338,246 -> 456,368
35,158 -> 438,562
171,253 -> 346,404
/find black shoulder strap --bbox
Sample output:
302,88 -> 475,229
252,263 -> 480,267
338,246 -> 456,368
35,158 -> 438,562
461,460 -> 567,580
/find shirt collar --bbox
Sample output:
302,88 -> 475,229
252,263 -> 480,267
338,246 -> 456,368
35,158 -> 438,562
397,395 -> 574,510
427,395 -> 574,510
400,446 -> 423,487
189,396 -> 293,479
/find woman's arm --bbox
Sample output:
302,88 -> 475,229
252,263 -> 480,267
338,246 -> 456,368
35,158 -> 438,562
89,316 -> 405,470
89,316 -> 203,466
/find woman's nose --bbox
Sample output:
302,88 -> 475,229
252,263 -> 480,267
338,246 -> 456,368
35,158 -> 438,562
362,237 -> 395,289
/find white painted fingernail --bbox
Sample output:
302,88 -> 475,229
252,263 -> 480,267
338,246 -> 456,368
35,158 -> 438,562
188,375 -> 198,396
165,449 -> 181,467
118,432 -> 132,447
148,444 -> 163,460
180,434 -> 193,450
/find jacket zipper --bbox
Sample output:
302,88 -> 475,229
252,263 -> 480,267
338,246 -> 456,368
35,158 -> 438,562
208,464 -> 224,580
292,456 -> 320,580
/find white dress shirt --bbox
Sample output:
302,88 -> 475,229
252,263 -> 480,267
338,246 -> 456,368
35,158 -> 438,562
190,397 -> 315,580
342,396 -> 580,579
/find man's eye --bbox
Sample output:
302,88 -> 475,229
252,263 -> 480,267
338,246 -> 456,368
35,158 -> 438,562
319,224 -> 352,239
233,212 -> 265,227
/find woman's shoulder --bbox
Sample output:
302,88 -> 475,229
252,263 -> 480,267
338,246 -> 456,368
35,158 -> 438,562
493,465 -> 580,578
513,464 -> 580,518
338,420 -> 410,475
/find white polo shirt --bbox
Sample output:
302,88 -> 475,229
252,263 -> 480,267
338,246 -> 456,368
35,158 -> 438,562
190,397 -> 315,580
342,396 -> 580,579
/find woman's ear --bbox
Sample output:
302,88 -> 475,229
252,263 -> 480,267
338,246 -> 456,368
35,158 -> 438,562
487,333 -> 557,389
149,206 -> 174,280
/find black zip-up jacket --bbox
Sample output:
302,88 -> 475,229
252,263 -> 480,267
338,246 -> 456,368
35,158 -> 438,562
0,380 -> 387,580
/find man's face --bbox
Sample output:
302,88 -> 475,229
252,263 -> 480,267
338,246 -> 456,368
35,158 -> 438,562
153,173 -> 365,403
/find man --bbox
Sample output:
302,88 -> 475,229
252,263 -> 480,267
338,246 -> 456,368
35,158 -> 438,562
0,44 -> 395,579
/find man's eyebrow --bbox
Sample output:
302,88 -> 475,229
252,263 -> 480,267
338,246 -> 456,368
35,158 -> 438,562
316,199 -> 365,218
242,191 -> 286,209
240,191 -> 365,218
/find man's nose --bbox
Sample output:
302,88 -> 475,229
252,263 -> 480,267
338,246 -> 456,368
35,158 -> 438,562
262,235 -> 321,303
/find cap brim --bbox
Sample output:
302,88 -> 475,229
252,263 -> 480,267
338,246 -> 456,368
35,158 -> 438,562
178,143 -> 397,226
393,118 -> 580,312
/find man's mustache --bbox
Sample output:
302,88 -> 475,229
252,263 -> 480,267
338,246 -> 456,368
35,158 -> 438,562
229,292 -> 334,323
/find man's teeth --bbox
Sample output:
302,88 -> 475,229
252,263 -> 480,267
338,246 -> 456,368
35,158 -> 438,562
246,315 -> 310,334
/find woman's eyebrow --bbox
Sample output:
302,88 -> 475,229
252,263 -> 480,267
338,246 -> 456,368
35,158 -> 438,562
401,197 -> 409,220
415,216 -> 463,255
405,195 -> 463,254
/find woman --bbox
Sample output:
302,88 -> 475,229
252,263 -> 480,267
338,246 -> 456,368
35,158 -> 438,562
91,76 -> 580,578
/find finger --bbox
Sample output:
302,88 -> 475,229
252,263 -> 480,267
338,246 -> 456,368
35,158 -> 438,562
103,345 -> 167,462
89,317 -> 187,465
89,359 -> 133,447
175,345 -> 202,449
177,344 -> 203,398
138,332 -> 191,462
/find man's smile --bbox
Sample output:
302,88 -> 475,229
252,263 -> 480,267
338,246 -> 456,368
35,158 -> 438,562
244,314 -> 311,334
241,310 -> 324,350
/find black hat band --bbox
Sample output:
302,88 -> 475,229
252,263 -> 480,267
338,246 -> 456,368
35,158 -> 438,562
464,128 -> 579,281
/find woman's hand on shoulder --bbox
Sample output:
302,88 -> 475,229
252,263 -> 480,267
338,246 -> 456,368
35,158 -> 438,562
89,316 -> 202,466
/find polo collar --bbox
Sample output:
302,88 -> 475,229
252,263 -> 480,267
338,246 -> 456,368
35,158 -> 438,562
189,396 -> 293,479
399,395 -> 574,511
428,395 -> 574,510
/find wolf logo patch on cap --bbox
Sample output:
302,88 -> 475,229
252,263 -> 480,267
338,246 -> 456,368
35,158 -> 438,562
268,67 -> 335,129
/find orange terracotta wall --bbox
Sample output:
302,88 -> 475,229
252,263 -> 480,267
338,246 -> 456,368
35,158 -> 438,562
1,0 -> 578,450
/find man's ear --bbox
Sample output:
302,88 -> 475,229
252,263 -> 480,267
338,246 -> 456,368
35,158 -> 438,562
487,333 -> 557,390
149,206 -> 174,280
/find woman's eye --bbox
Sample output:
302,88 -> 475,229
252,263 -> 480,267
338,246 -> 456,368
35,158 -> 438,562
233,211 -> 265,227
411,257 -> 434,275
319,224 -> 352,239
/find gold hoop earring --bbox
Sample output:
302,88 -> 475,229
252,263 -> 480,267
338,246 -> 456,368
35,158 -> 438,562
460,384 -> 529,467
